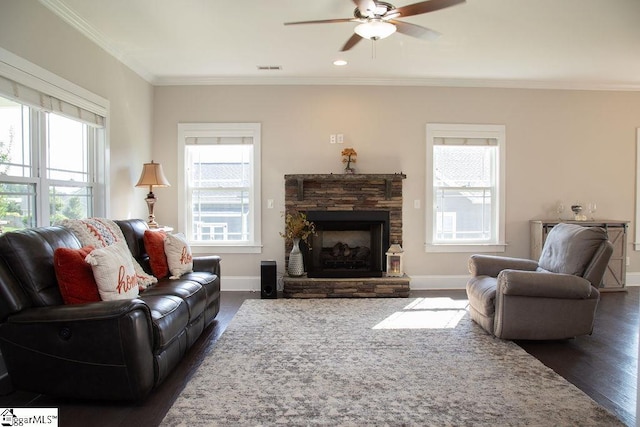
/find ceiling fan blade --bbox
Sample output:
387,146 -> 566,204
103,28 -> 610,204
390,19 -> 441,40
341,33 -> 363,51
352,0 -> 377,17
284,18 -> 354,25
391,0 -> 465,18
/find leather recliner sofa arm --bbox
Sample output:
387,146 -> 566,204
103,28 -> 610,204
468,254 -> 538,278
497,269 -> 594,299
0,299 -> 156,401
193,255 -> 221,276
5,298 -> 151,323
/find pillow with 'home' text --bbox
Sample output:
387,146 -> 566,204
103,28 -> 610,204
85,241 -> 139,300
164,233 -> 193,279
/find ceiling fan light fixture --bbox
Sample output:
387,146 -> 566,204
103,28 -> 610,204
354,20 -> 396,40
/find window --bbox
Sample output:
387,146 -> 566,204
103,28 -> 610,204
425,124 -> 506,252
46,113 -> 98,223
0,50 -> 107,232
178,123 -> 261,253
0,97 -> 104,230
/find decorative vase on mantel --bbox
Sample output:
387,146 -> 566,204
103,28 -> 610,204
287,237 -> 305,276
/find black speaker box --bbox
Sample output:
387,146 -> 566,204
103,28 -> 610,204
261,260 -> 277,299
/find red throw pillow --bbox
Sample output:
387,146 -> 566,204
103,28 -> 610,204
54,246 -> 101,304
143,230 -> 169,279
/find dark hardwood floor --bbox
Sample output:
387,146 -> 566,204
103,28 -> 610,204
516,287 -> 639,427
0,288 -> 637,426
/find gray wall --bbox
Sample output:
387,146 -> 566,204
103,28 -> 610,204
153,85 -> 640,287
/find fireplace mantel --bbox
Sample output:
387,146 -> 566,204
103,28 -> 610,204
285,173 -> 406,201
285,173 -> 406,180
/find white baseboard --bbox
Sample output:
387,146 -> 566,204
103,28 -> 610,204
624,272 -> 640,286
405,275 -> 468,290
222,276 -> 262,292
220,273 -> 640,292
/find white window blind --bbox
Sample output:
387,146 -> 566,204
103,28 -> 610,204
0,75 -> 105,128
185,137 -> 253,145
434,137 -> 498,146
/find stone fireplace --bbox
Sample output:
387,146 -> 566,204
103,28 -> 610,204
305,210 -> 389,278
283,173 -> 409,298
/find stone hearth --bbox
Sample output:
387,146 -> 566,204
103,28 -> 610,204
283,275 -> 410,298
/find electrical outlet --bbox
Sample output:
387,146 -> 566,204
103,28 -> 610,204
330,134 -> 336,144
414,200 -> 420,209
337,134 -> 344,143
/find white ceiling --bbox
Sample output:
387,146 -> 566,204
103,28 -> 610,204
40,0 -> 640,90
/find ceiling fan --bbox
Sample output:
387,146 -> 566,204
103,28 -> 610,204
284,0 -> 466,52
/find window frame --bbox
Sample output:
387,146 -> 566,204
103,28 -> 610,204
425,123 -> 506,253
177,122 -> 262,254
0,48 -> 109,227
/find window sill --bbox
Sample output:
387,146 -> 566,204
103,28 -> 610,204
191,244 -> 263,254
424,243 -> 507,253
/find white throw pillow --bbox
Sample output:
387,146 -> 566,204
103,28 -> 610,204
85,241 -> 140,300
164,233 -> 193,279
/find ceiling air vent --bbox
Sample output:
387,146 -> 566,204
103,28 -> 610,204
257,65 -> 282,71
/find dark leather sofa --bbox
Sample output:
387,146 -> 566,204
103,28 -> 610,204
0,219 -> 220,401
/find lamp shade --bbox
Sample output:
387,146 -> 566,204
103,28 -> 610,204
136,161 -> 170,188
354,20 -> 396,40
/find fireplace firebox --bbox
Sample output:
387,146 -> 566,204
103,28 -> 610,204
304,211 -> 390,278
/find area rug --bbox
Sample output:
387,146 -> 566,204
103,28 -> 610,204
161,298 -> 624,426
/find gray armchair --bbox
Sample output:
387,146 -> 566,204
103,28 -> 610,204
466,223 -> 613,340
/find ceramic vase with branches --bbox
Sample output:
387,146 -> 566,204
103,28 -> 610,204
280,210 -> 315,276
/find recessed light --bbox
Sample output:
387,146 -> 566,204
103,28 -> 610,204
333,60 -> 348,66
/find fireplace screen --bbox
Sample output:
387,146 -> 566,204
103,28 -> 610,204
305,211 -> 389,278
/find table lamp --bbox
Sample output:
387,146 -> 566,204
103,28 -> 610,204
136,160 -> 170,228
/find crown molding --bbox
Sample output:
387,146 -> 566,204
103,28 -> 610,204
39,0 -> 155,83
153,75 -> 640,92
